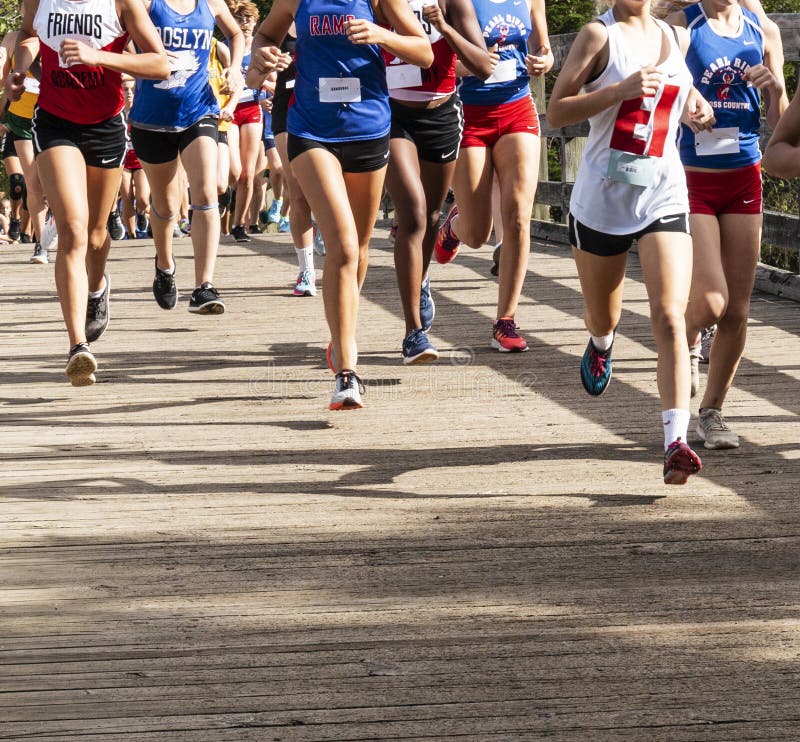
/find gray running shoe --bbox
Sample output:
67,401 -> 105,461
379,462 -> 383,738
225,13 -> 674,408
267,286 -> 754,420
689,344 -> 701,398
329,369 -> 364,411
696,408 -> 739,450
86,273 -> 110,342
699,325 -> 716,364
107,210 -> 125,240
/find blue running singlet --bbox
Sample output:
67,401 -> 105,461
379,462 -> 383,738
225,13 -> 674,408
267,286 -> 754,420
129,0 -> 219,131
459,0 -> 531,106
288,0 -> 390,142
679,3 -> 763,169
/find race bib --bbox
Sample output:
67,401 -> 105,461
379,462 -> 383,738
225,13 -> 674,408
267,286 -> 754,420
386,63 -> 423,89
695,127 -> 740,156
607,149 -> 658,187
319,77 -> 361,103
484,58 -> 516,85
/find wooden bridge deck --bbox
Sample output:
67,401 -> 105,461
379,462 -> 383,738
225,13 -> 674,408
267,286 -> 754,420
2,228 -> 799,740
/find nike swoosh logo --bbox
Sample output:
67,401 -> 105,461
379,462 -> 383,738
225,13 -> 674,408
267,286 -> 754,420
743,40 -> 757,45
441,149 -> 456,159
659,216 -> 680,224
101,157 -> 118,164
743,198 -> 756,204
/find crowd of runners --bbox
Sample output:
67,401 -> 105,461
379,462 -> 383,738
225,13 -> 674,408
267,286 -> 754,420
0,0 -> 797,484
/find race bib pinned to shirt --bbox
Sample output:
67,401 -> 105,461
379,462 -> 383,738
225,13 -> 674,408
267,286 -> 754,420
695,127 -> 740,156
607,149 -> 658,187
319,77 -> 361,103
484,58 -> 516,85
386,63 -> 423,90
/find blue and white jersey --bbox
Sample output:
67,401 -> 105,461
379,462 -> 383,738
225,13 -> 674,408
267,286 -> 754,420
129,0 -> 219,131
288,0 -> 390,142
459,0 -> 531,106
679,3 -> 763,169
237,52 -> 260,106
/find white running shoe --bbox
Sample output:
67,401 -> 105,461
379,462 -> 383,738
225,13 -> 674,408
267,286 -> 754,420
293,270 -> 317,297
40,214 -> 58,253
329,370 -> 364,411
30,242 -> 48,264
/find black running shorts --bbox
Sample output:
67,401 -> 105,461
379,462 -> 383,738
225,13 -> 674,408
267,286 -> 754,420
389,94 -> 462,163
287,132 -> 390,173
130,115 -> 219,165
569,212 -> 690,257
1,131 -> 18,160
32,107 -> 127,169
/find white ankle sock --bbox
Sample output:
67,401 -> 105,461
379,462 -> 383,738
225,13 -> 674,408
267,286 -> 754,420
88,280 -> 106,299
157,261 -> 175,275
591,332 -> 614,351
662,408 -> 690,450
295,246 -> 313,272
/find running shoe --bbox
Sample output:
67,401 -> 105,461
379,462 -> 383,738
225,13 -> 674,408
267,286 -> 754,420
663,438 -> 702,485
30,242 -> 48,264
312,223 -> 326,256
188,282 -> 225,314
8,217 -> 21,242
135,211 -> 149,235
172,223 -> 183,239
20,232 -> 32,243
248,224 -> 260,234
266,199 -> 282,224
153,258 -> 178,310
278,216 -> 290,233
294,270 -> 317,297
329,369 -> 365,411
491,243 -> 501,276
434,205 -> 460,264
689,344 -> 701,398
389,221 -> 398,243
65,343 -> 97,387
219,186 -> 232,217
40,214 -> 58,253
258,208 -> 270,228
440,188 -> 456,221
402,328 -> 439,365
107,210 -> 125,240
419,274 -> 435,332
699,325 -> 716,364
179,218 -> 191,235
696,408 -> 740,450
492,317 -> 528,353
231,225 -> 251,243
85,273 -> 110,342
580,337 -> 613,396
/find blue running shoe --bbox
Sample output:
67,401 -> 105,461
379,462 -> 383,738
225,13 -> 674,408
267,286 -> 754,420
266,199 -> 282,224
419,274 -> 435,332
402,328 -> 439,366
580,337 -> 613,396
278,216 -> 290,233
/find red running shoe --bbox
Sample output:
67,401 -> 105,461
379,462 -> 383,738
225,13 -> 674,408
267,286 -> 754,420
434,206 -> 460,264
491,317 -> 528,352
663,438 -> 702,485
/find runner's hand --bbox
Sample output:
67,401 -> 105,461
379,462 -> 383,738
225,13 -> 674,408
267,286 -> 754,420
682,92 -> 715,133
4,71 -> 25,102
421,2 -> 447,34
525,46 -> 553,77
60,39 -> 99,67
346,19 -> 387,46
616,65 -> 662,100
744,64 -> 779,92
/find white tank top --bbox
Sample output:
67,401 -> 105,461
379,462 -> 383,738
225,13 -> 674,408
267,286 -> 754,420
569,9 -> 693,235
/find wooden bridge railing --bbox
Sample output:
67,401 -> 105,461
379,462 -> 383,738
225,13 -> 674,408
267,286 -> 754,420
535,15 -> 800,300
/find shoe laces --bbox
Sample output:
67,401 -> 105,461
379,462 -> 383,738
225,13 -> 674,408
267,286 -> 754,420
297,270 -> 314,285
702,409 -> 730,432
337,369 -> 365,394
69,342 -> 90,358
155,268 -> 175,289
589,345 -> 609,378
494,317 -> 519,339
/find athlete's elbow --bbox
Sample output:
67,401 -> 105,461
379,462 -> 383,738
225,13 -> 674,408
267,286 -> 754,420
150,52 -> 170,80
762,144 -> 796,179
546,103 -> 568,129
414,42 -> 434,70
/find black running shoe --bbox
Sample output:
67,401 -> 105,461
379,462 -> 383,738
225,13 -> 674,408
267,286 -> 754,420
8,217 -> 21,241
86,273 -> 110,342
153,258 -> 178,310
188,282 -> 225,314
107,210 -> 125,240
231,225 -> 251,242
20,232 -> 32,244
135,211 -> 149,235
65,342 -> 97,387
248,224 -> 260,234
